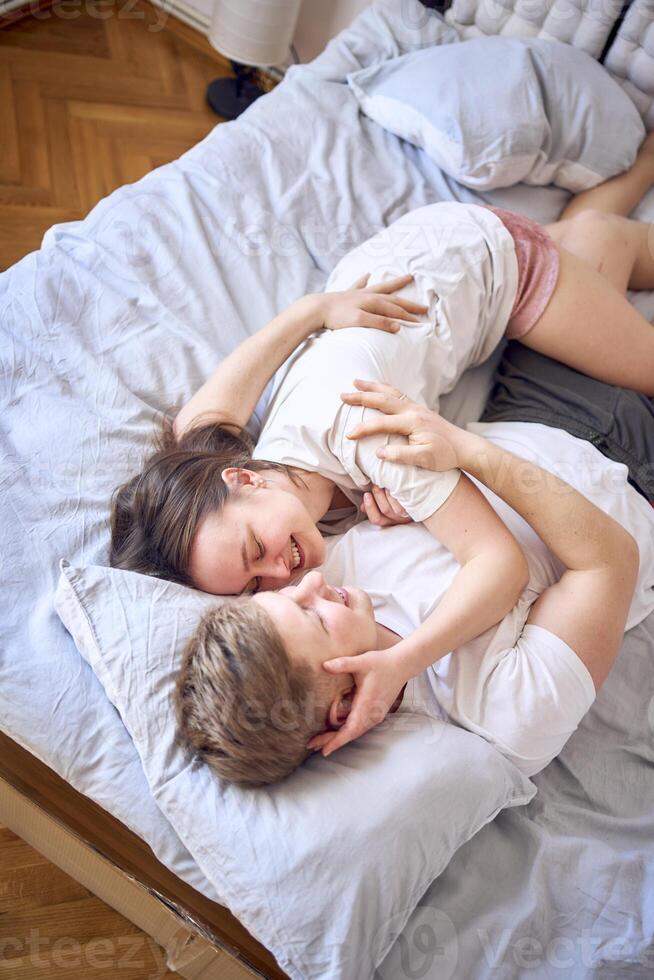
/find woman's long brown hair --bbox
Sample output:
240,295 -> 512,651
109,412 -> 299,588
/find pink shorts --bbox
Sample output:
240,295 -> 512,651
483,205 -> 560,339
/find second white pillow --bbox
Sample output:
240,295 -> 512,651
347,36 -> 645,192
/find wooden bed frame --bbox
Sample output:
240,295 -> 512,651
0,731 -> 289,980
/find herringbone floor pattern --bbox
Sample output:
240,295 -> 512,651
0,817 -> 179,978
0,7 -> 232,965
0,0 -> 235,270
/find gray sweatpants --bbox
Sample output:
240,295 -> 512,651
481,343 -> 654,503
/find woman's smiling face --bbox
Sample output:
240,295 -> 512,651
252,570 -> 378,673
188,481 -> 326,596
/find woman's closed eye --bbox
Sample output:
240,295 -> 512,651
243,538 -> 265,594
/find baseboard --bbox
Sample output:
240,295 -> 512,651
149,0 -> 210,36
0,0 -> 211,33
0,0 -> 57,28
0,0 -> 290,77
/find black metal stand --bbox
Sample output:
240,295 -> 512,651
206,61 -> 266,119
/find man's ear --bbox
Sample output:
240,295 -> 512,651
221,467 -> 261,491
306,687 -> 355,750
326,687 -> 355,730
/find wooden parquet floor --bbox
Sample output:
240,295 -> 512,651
0,819 -> 178,978
0,9 -> 232,974
0,0 -> 234,271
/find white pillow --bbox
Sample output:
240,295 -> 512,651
347,36 -> 645,192
54,559 -> 537,980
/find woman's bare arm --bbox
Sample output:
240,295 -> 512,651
173,275 -> 427,440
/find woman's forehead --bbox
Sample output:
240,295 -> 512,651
187,507 -> 250,594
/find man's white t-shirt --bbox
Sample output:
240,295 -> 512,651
254,203 -> 518,529
319,422 -> 654,777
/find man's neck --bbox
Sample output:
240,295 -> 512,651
376,621 -> 401,649
374,620 -> 407,713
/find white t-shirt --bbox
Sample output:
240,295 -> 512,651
319,422 -> 654,777
254,203 -> 518,529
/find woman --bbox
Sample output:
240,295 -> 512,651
110,271 -> 431,578
111,135 -> 654,648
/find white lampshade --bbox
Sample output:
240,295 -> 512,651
210,0 -> 303,67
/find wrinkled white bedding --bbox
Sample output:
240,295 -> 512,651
2,0 -> 654,976
0,4 -> 553,907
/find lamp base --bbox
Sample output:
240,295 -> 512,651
206,74 -> 265,120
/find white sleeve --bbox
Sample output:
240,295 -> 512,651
465,624 -> 597,778
335,404 -> 461,522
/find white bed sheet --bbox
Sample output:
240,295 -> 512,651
2,0 -> 653,960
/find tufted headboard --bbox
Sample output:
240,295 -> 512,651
419,0 -> 653,130
604,0 -> 654,129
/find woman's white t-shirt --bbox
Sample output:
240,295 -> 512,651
254,203 -> 518,529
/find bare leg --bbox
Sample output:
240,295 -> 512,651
512,132 -> 654,396
544,211 -> 654,293
519,247 -> 654,396
542,130 -> 654,294
559,131 -> 654,221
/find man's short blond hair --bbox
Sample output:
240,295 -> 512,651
174,598 -> 339,787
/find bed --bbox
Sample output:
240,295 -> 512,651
2,0 -> 654,976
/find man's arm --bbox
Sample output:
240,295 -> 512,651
462,438 -> 639,690
312,382 -> 639,758
309,429 -> 530,757
344,380 -> 640,691
343,404 -> 530,679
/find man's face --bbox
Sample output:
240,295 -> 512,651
252,571 -> 377,674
